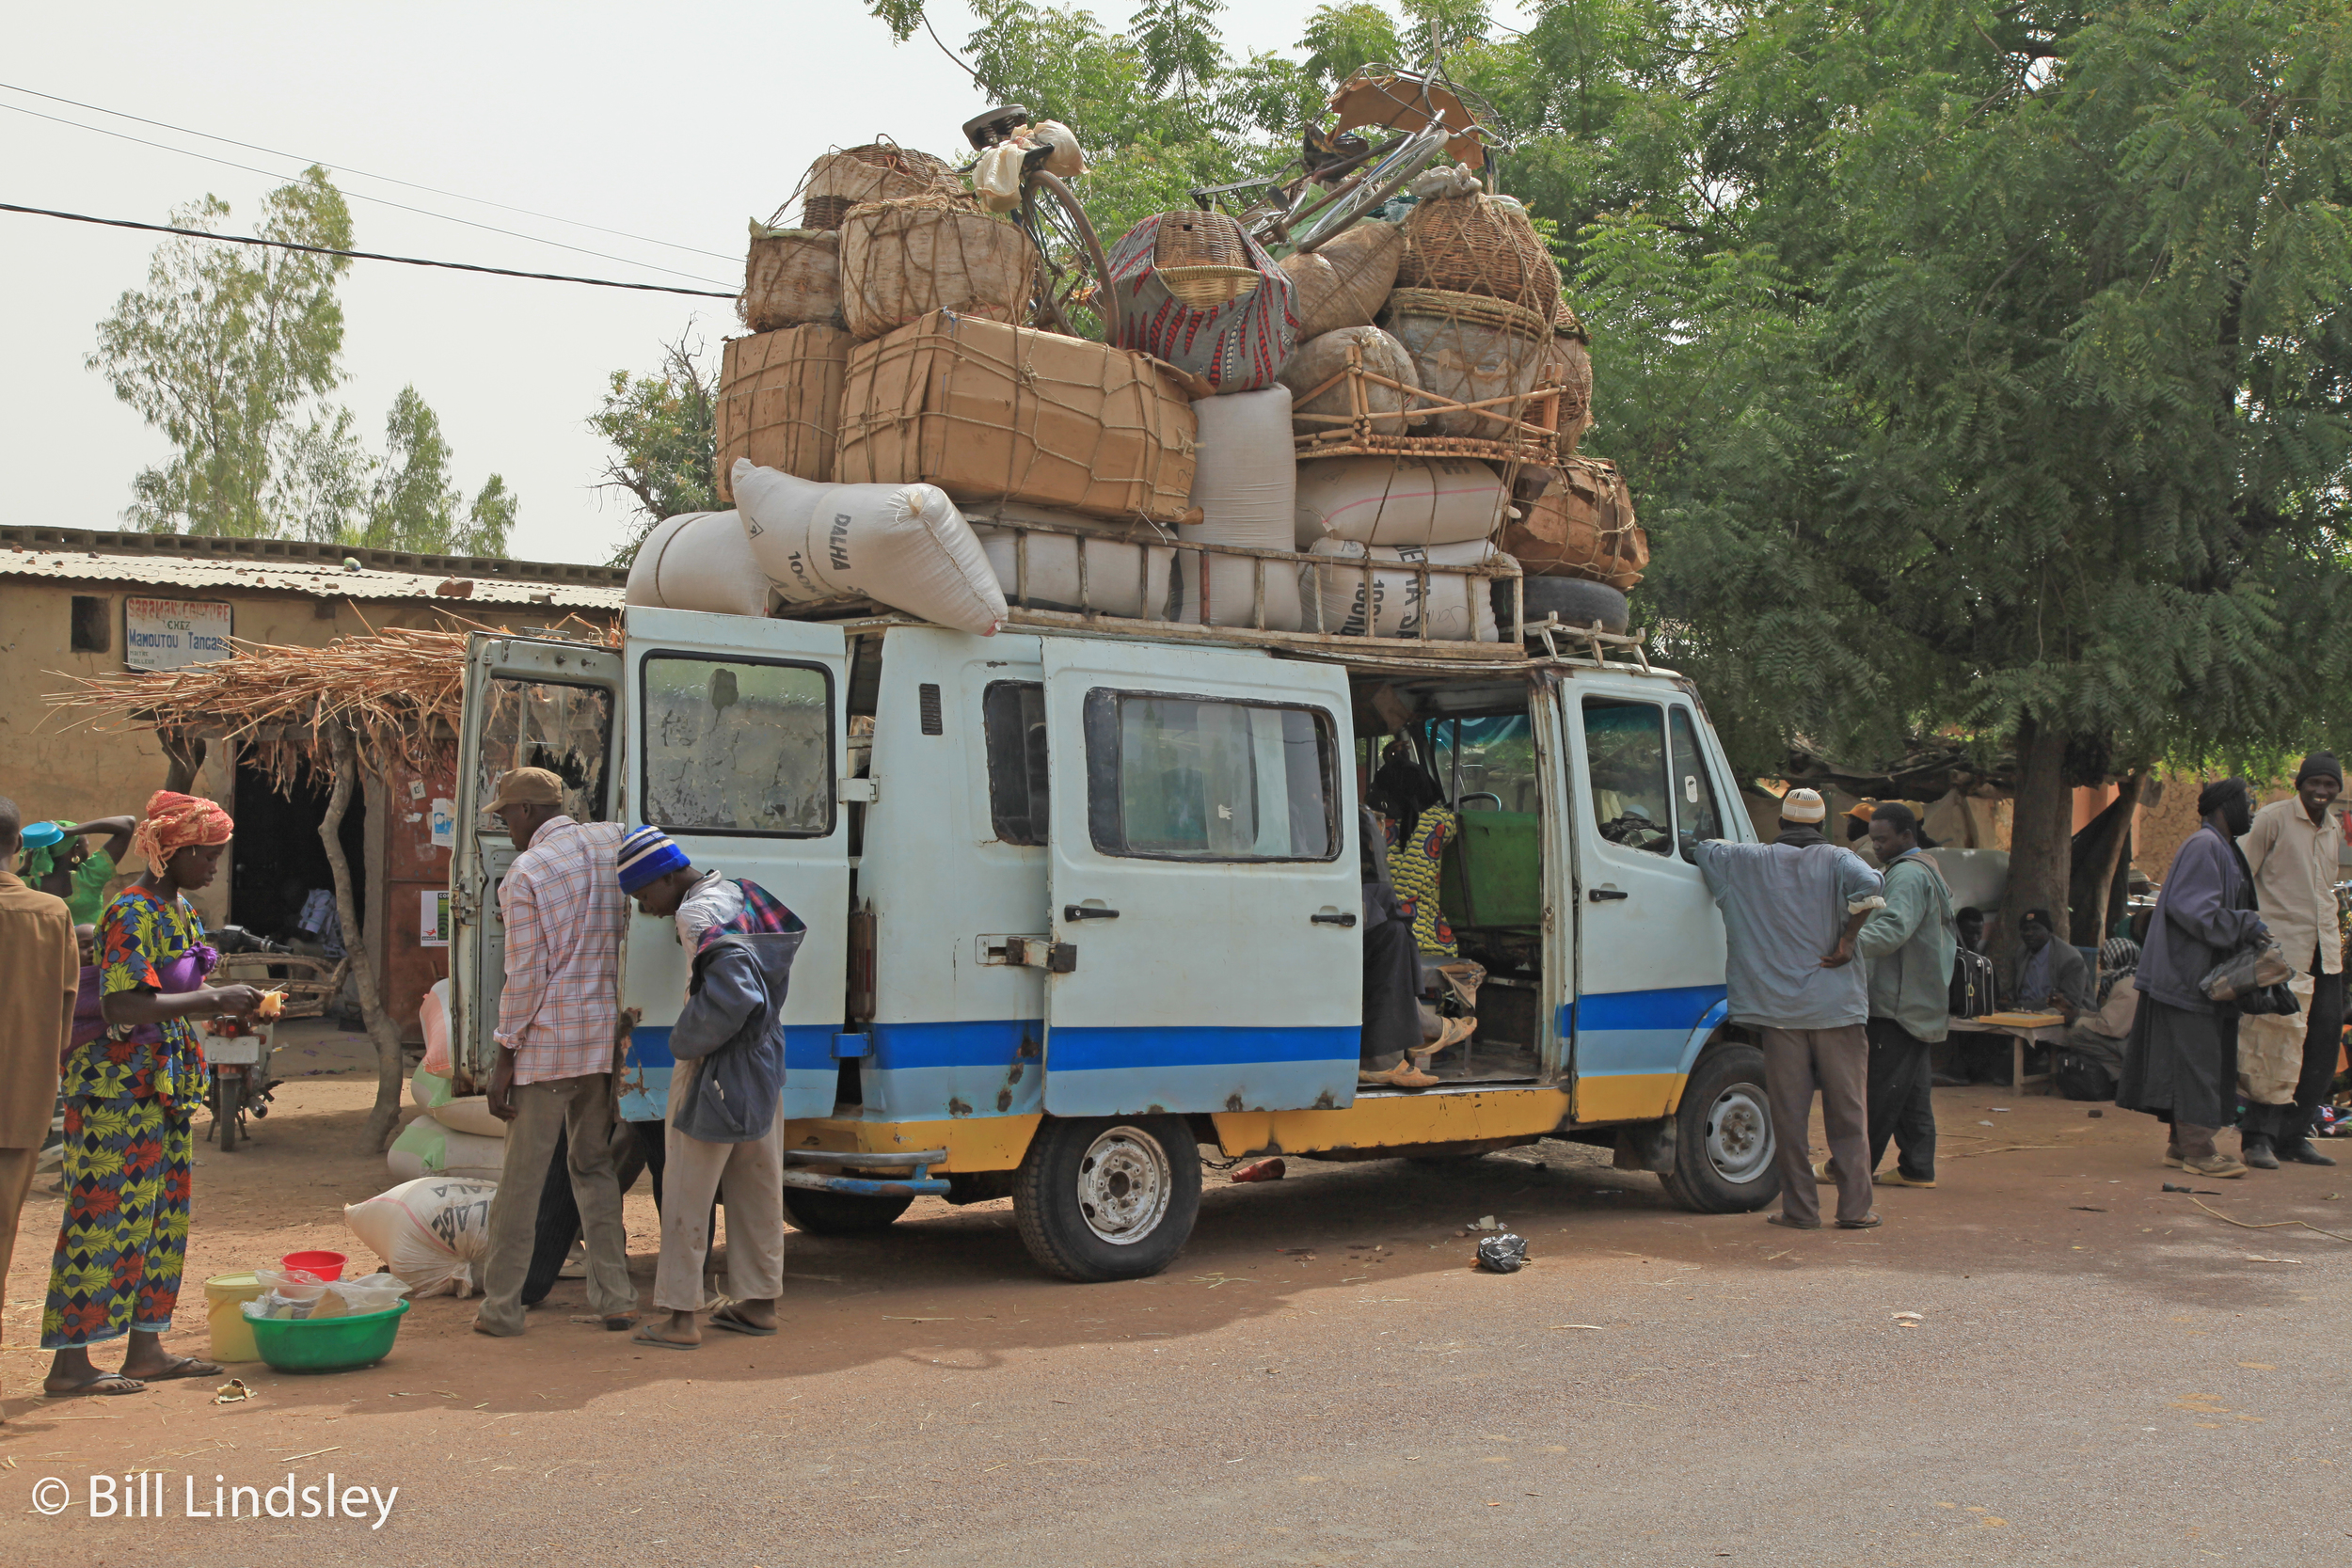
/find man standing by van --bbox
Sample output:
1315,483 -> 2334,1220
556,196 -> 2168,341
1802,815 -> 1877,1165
1691,788 -> 1886,1229
474,768 -> 638,1338
2235,753 -> 2344,1169
1851,803 -> 1957,1188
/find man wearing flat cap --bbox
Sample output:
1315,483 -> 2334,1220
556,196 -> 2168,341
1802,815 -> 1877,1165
473,768 -> 639,1336
2235,753 -> 2345,1169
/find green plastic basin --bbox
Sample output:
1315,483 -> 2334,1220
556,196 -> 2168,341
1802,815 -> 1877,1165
246,1299 -> 411,1372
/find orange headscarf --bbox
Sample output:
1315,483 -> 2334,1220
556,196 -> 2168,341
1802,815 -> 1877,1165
132,789 -> 233,868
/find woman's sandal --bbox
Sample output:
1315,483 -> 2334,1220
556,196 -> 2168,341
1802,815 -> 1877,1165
135,1355 -> 224,1381
44,1371 -> 147,1398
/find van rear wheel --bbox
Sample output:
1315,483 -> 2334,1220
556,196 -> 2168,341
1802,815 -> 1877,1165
1013,1116 -> 1200,1282
781,1188 -> 914,1236
1657,1042 -> 1780,1213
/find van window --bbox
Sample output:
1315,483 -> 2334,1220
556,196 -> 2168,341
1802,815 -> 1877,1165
1431,714 -> 1539,813
476,678 -> 612,825
983,681 -> 1049,846
1668,706 -> 1725,843
1581,697 -> 1673,855
641,655 -> 833,836
1083,690 -> 1338,861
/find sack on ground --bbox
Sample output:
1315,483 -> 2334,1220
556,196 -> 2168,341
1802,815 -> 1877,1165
2238,974 -> 2314,1104
343,1175 -> 499,1298
386,1117 -> 504,1184
430,1096 -> 506,1139
419,977 -> 452,1078
732,460 -> 1006,635
408,1061 -> 453,1111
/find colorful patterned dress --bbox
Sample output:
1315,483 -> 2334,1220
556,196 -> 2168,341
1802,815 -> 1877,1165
1387,805 -> 1460,958
41,887 -> 204,1350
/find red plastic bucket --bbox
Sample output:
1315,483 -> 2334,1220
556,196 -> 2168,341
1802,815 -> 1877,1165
280,1250 -> 347,1282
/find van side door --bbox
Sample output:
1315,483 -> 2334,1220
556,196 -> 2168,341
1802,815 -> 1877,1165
619,606 -> 850,1122
1038,639 -> 1360,1117
1566,674 -> 1741,1121
451,633 -> 624,1088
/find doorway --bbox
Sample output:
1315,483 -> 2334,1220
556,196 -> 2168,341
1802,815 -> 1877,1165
231,759 -> 367,946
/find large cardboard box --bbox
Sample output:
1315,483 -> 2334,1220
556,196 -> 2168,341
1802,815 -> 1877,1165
716,325 -> 851,501
837,313 -> 1198,525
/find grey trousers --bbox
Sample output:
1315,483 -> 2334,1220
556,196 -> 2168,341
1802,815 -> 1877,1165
475,1073 -> 636,1335
654,1110 -> 786,1314
1760,1025 -> 1872,1226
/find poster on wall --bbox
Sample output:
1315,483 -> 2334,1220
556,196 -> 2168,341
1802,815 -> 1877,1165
429,798 -> 456,850
421,889 -> 451,947
123,597 -> 233,672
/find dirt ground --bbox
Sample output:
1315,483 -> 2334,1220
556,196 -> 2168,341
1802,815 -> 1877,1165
5,1024 -> 2349,1565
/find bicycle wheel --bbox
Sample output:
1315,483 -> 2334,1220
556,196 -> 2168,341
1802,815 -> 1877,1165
1291,122 -> 1452,253
1021,169 -> 1120,343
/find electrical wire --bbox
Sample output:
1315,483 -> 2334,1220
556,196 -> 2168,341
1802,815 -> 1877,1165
0,200 -> 737,298
0,79 -> 739,263
0,99 -> 734,288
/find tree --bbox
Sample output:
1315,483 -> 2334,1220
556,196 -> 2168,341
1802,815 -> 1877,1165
592,334 -> 718,564
89,167 -> 355,537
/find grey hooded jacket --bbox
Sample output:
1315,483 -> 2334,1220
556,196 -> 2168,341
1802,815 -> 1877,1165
669,926 -> 806,1144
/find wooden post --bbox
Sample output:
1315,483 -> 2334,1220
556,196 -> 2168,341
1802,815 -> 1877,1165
323,721 -> 406,1151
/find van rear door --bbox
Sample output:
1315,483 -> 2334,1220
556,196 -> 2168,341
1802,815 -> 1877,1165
452,633 -> 625,1088
620,607 -> 850,1121
1037,639 -> 1360,1117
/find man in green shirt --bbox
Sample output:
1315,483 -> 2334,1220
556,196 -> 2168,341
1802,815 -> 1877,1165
19,816 -> 135,926
1846,803 -> 1959,1188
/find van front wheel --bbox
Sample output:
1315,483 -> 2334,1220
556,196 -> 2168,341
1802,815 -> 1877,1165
1013,1116 -> 1200,1282
1657,1042 -> 1780,1213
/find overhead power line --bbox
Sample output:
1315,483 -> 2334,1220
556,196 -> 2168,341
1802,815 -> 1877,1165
0,99 -> 734,288
0,200 -> 738,298
0,79 -> 739,263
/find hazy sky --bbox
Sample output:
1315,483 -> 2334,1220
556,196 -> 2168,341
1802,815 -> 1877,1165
3,2 -> 1532,566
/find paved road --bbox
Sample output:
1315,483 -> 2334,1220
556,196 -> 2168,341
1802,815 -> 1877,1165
5,1055 -> 2346,1564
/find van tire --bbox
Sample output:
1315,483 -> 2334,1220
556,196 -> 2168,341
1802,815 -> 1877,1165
781,1188 -> 914,1236
1013,1116 -> 1200,1282
1496,577 -> 1629,638
1657,1041 -> 1781,1213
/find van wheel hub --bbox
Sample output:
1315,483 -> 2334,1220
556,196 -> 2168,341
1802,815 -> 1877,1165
1075,1126 -> 1171,1244
1704,1085 -> 1772,1183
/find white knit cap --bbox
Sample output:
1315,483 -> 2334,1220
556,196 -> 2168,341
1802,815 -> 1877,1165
1781,788 -> 1827,823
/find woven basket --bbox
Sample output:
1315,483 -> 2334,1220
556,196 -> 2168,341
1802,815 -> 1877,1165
1500,458 -> 1646,589
715,325 -> 852,500
1280,219 -> 1403,340
1108,213 -> 1295,395
1152,211 -> 1253,270
1378,288 -> 1550,439
1551,297 -> 1589,342
838,196 -> 1038,342
1397,195 -> 1562,315
1156,264 -> 1262,309
803,142 -> 959,230
739,230 -> 842,333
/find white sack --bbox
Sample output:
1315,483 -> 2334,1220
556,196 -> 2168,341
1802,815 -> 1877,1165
625,510 -> 777,619
344,1175 -> 499,1298
974,504 -> 1179,619
429,1097 -> 506,1139
733,460 -> 1007,635
1178,387 -> 1302,631
386,1117 -> 503,1184
420,976 -> 452,1077
1302,537 -> 1500,641
1295,456 -> 1505,549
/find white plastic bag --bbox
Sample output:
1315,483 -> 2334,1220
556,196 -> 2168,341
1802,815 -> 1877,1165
972,143 -> 1024,213
1027,120 -> 1086,178
626,510 -> 778,619
1301,537 -> 1500,641
344,1176 -> 499,1298
1295,456 -> 1505,548
1179,387 -> 1302,630
246,1268 -> 409,1320
419,977 -> 453,1077
733,460 -> 1007,635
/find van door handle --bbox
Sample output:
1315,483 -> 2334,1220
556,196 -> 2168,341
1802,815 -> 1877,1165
1311,911 -> 1358,927
1588,888 -> 1630,902
1063,905 -> 1120,921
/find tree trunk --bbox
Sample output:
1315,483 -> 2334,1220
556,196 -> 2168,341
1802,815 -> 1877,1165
1997,714 -> 2074,971
2069,769 -> 2144,945
323,722 -> 405,1152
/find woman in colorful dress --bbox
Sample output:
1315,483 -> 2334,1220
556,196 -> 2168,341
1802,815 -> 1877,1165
41,791 -> 263,1399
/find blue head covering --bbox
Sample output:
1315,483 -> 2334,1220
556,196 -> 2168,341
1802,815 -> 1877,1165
616,826 -> 691,894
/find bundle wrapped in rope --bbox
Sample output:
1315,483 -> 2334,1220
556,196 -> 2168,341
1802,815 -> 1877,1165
715,325 -> 853,500
1279,219 -> 1403,340
1395,192 -> 1562,316
739,225 -> 842,333
838,193 -> 1038,341
1378,288 -> 1551,441
1108,211 -> 1295,396
797,139 -> 960,230
1500,457 -> 1646,590
1539,298 -> 1595,459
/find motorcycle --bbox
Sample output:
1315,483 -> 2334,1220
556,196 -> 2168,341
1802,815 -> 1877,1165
201,925 -> 288,1153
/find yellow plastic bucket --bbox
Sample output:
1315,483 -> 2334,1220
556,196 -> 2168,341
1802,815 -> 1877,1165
205,1272 -> 266,1363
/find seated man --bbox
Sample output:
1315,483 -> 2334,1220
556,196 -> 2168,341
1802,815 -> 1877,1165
2004,908 -> 2095,1014
2054,937 -> 2139,1100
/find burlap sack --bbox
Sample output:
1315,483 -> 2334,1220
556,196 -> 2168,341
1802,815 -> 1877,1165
1280,325 -> 1421,436
1539,301 -> 1595,458
800,141 -> 959,230
1500,457 -> 1647,589
2238,971 -> 2316,1105
838,196 -> 1037,342
715,325 -> 852,501
1380,289 -> 1549,440
837,312 -> 1199,525
740,230 -> 843,334
1279,220 -> 1404,340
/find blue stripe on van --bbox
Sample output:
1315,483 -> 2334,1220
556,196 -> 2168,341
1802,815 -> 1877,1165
870,1019 -> 1034,1069
626,1024 -> 840,1120
1047,1024 -> 1359,1072
628,1022 -> 841,1072
1564,985 -> 1726,1076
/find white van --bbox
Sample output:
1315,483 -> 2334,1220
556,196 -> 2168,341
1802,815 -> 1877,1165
450,601 -> 1774,1282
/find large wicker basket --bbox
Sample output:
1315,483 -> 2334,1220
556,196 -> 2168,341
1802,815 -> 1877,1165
1153,210 -> 1255,270
801,141 -> 959,230
1379,288 -> 1551,439
1501,457 -> 1646,589
1540,299 -> 1595,459
1397,195 -> 1562,315
838,196 -> 1038,342
739,230 -> 842,333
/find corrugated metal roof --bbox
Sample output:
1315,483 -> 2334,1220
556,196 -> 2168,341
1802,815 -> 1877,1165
0,545 -> 624,609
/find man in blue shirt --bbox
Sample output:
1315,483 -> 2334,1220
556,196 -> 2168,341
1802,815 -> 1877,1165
1692,789 -> 1886,1228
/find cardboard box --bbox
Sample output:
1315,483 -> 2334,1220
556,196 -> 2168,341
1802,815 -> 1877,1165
716,325 -> 852,500
837,313 -> 1198,525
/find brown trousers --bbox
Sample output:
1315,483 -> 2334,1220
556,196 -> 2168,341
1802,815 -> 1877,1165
0,1147 -> 37,1354
1760,1026 -> 1872,1226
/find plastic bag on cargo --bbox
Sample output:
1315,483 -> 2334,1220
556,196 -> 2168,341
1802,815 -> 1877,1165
419,977 -> 453,1077
972,143 -> 1024,213
344,1176 -> 499,1298
733,460 -> 1007,635
1412,164 -> 1483,200
2201,940 -> 2295,1002
1028,119 -> 1085,178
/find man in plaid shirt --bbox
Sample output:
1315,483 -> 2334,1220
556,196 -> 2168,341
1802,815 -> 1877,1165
473,768 -> 638,1337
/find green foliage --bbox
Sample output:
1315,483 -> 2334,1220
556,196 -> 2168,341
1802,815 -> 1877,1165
1299,4 -> 1403,87
592,335 -> 717,565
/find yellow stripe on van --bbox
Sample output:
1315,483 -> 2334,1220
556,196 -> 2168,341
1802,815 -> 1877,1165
1572,1072 -> 1687,1125
1212,1089 -> 1574,1156
786,1115 -> 1042,1172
